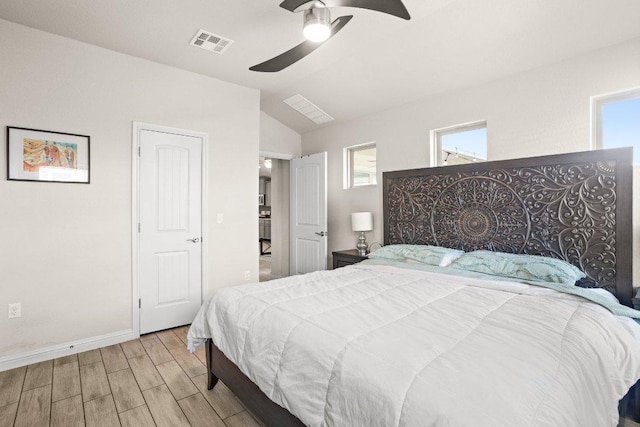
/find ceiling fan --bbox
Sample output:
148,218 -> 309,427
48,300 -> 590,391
249,0 -> 411,72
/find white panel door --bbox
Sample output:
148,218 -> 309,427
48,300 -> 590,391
139,129 -> 203,334
290,152 -> 327,275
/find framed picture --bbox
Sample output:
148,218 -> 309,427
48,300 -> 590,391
7,126 -> 90,183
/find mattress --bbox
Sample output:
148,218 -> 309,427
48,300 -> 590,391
188,261 -> 640,427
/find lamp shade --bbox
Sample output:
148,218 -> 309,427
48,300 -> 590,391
351,212 -> 373,232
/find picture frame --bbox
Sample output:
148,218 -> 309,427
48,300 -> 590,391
7,126 -> 90,183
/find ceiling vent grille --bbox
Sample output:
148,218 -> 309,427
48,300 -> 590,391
190,29 -> 233,54
283,94 -> 334,124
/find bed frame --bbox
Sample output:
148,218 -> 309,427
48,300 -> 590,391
206,341 -> 304,426
206,148 -> 635,425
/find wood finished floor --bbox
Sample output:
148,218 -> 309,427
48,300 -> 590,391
3,327 -> 640,427
259,255 -> 271,283
0,326 -> 264,427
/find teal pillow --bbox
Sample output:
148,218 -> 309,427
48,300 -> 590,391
367,244 -> 409,261
401,245 -> 464,267
447,250 -> 586,285
368,244 -> 464,267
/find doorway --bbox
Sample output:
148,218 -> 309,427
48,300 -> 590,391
133,122 -> 208,334
258,154 -> 292,282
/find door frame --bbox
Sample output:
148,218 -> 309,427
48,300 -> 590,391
131,122 -> 209,337
259,151 -> 296,161
259,151 -> 295,280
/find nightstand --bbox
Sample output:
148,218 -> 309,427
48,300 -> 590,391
332,249 -> 367,269
633,288 -> 640,310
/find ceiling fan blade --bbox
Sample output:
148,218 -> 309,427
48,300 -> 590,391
249,15 -> 352,72
280,0 -> 410,20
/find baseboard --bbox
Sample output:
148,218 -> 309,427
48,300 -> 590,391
0,329 -> 138,371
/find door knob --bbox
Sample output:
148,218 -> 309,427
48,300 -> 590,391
315,231 -> 327,237
187,237 -> 200,243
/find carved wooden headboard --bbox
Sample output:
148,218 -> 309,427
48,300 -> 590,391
383,148 -> 633,306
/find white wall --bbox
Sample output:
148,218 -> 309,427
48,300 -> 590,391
302,37 -> 640,281
260,112 -> 301,157
0,19 -> 260,360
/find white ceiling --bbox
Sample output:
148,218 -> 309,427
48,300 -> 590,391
1,0 -> 639,134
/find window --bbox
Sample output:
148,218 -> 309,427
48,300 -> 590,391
344,143 -> 376,188
431,121 -> 487,167
592,88 -> 640,164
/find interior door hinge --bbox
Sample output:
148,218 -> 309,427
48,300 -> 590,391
138,146 -> 141,156
138,223 -> 141,233
139,299 -> 141,309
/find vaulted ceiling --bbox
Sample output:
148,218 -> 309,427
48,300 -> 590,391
1,0 -> 639,134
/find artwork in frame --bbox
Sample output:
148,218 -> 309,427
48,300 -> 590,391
7,126 -> 90,183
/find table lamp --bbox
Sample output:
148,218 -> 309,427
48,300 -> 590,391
352,212 -> 373,256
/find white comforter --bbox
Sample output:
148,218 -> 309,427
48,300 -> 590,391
188,263 -> 640,427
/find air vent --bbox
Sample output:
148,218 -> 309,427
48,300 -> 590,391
190,29 -> 233,54
283,94 -> 334,124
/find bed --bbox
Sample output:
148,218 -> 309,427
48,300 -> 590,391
188,147 -> 640,426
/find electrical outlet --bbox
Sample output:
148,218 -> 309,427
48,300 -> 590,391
217,213 -> 224,224
8,303 -> 21,319
244,271 -> 251,281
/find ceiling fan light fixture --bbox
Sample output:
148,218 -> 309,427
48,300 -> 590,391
303,7 -> 331,43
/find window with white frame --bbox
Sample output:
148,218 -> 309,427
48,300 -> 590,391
592,88 -> 640,164
431,121 -> 487,167
344,143 -> 376,188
